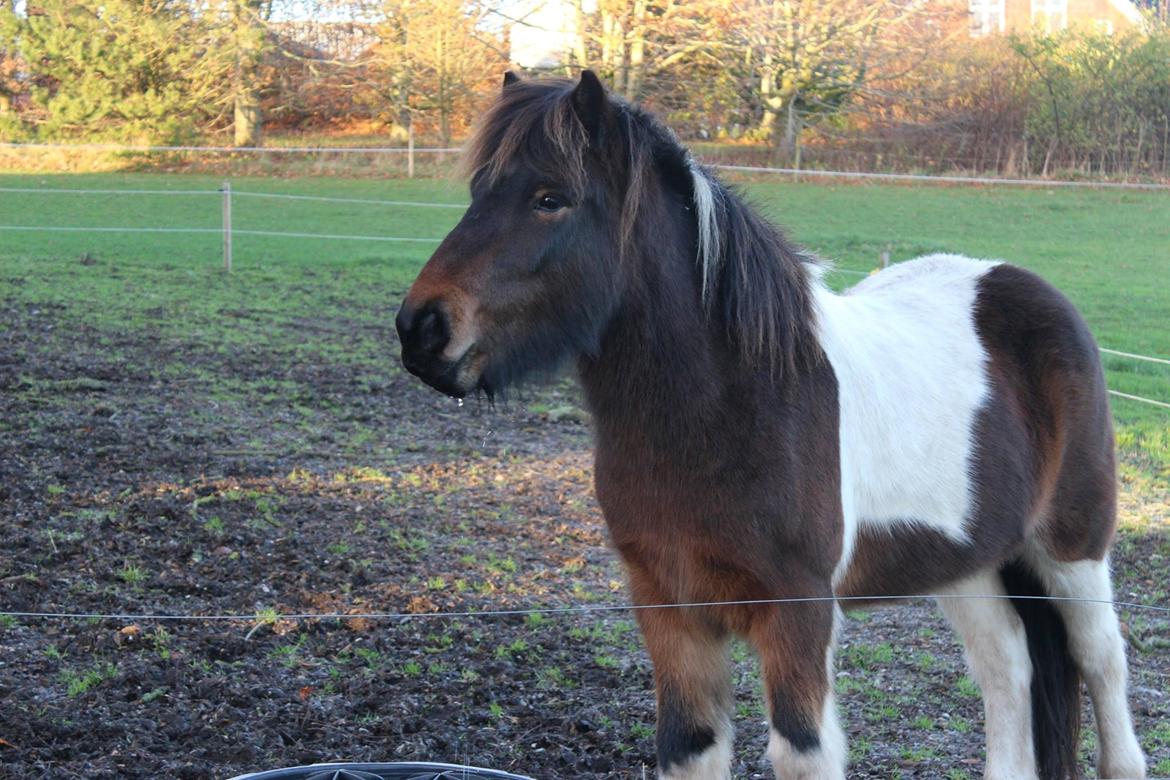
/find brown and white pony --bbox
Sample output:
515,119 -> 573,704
395,71 -> 1146,780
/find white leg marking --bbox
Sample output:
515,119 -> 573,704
766,703 -> 846,780
938,572 -> 1038,780
1026,554 -> 1146,779
659,720 -> 732,780
766,611 -> 846,780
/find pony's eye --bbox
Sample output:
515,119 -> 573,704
535,194 -> 565,212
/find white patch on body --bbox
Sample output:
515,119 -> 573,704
810,254 -> 997,582
1023,551 -> 1147,779
937,571 -> 1038,780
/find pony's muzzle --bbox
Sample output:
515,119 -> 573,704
396,300 -> 464,396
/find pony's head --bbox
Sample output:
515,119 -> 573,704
395,70 -> 684,398
396,70 -> 816,399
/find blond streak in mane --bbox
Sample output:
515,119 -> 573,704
688,161 -> 722,303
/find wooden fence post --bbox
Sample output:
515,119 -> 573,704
407,124 -> 415,179
222,181 -> 232,273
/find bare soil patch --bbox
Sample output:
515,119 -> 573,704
1,302 -> 1167,779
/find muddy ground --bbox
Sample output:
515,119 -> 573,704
1,295 -> 1168,779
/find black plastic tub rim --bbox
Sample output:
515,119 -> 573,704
227,760 -> 535,780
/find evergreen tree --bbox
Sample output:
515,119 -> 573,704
0,1 -> 231,142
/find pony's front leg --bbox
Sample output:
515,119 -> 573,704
750,601 -> 845,780
633,591 -> 734,779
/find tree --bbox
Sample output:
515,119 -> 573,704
725,0 -> 925,163
1010,28 -> 1170,175
232,0 -> 270,147
0,0 -> 15,117
569,0 -> 649,100
368,0 -> 507,146
562,0 -> 718,103
0,0 -> 230,142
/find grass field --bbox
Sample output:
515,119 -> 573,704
2,171 -> 1167,471
2,171 -> 1169,777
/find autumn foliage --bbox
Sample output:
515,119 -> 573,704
1,0 -> 1167,177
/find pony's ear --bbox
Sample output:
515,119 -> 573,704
571,70 -> 610,144
502,71 -> 520,90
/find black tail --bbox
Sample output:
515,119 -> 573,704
1000,560 -> 1083,780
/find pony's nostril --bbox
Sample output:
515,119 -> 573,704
397,303 -> 451,363
416,308 -> 450,355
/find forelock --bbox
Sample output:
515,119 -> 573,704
461,79 -> 589,196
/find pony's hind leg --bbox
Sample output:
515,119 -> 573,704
635,601 -> 734,780
750,601 -> 845,780
1026,552 -> 1146,779
937,571 -> 1038,780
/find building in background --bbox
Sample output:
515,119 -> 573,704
509,0 -> 579,69
969,0 -> 1145,35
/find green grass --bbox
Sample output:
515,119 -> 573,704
116,563 -> 148,586
59,661 -> 117,698
1,172 -> 1167,469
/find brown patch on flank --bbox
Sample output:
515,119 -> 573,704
973,264 -> 1117,562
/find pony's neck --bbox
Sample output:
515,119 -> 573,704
578,160 -> 821,464
577,279 -> 725,464
576,188 -> 771,461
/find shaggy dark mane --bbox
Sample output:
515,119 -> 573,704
463,77 -> 819,379
687,168 -> 820,379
